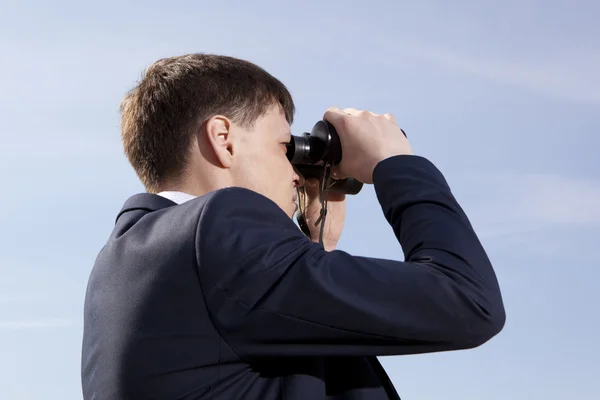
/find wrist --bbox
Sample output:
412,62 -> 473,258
312,237 -> 337,251
324,244 -> 336,251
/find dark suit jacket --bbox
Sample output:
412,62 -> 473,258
81,155 -> 505,399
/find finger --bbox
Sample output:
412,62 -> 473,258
325,191 -> 346,202
323,106 -> 347,125
383,113 -> 397,124
342,108 -> 361,116
303,178 -> 320,198
347,109 -> 379,118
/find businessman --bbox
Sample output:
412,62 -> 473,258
81,53 -> 506,399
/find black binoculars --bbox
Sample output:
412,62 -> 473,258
286,121 -> 363,195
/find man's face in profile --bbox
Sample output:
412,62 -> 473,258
230,104 -> 304,218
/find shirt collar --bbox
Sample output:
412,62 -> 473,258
157,191 -> 197,205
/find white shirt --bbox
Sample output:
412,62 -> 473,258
157,191 -> 197,205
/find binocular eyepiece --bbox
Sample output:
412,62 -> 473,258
286,121 -> 363,195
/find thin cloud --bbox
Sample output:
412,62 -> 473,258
516,173 -> 600,225
395,41 -> 600,104
0,318 -> 79,330
0,294 -> 43,305
466,171 -> 600,238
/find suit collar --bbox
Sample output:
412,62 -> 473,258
115,193 -> 177,223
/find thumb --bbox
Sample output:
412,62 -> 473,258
331,166 -> 347,180
303,178 -> 320,199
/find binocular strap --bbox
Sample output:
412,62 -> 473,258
295,165 -> 333,247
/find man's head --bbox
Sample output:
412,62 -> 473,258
120,53 -> 304,217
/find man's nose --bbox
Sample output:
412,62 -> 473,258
293,167 -> 305,187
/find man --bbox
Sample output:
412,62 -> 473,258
81,53 -> 505,399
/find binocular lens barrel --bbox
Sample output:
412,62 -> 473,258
287,134 -> 328,165
286,121 -> 363,195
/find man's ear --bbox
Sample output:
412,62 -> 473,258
204,115 -> 234,168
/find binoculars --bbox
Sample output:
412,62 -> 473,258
286,121 -> 363,195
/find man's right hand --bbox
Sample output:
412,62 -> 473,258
323,107 -> 413,184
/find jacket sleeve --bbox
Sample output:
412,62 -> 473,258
196,155 -> 506,358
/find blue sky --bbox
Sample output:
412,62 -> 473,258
1,0 -> 599,398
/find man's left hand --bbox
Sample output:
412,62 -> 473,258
301,178 -> 347,251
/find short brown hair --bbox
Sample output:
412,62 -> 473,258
119,53 -> 295,193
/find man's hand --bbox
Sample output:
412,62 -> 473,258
302,178 -> 346,251
323,107 -> 413,184
299,107 -> 409,250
